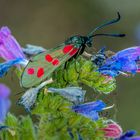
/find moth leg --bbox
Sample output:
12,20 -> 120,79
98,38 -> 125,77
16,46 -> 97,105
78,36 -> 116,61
73,47 -> 83,78
64,61 -> 68,69
74,60 -> 79,73
74,59 -> 81,81
62,61 -> 69,84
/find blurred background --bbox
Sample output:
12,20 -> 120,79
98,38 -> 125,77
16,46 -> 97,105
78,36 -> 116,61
0,0 -> 140,133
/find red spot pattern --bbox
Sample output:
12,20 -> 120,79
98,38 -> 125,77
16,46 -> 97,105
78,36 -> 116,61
37,67 -> 44,78
63,45 -> 74,54
27,45 -> 77,78
45,53 -> 60,66
52,59 -> 60,66
45,54 -> 53,62
69,48 -> 78,56
27,68 -> 35,75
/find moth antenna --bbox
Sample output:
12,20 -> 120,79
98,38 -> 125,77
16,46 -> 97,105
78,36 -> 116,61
91,33 -> 125,38
88,12 -> 121,38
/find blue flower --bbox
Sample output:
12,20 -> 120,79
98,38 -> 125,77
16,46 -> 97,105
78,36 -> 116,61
0,84 -> 11,124
115,130 -> 140,140
18,79 -> 53,112
48,87 -> 86,104
0,126 -> 8,131
97,47 -> 140,77
17,88 -> 39,112
0,58 -> 27,77
22,44 -> 46,56
71,100 -> 106,121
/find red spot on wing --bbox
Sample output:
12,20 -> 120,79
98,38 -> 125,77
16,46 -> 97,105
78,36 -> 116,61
69,48 -> 79,56
52,59 -> 60,66
45,54 -> 53,62
27,68 -> 35,75
37,67 -> 44,78
63,45 -> 74,54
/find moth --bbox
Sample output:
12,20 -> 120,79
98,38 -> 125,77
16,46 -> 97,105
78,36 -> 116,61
21,12 -> 125,88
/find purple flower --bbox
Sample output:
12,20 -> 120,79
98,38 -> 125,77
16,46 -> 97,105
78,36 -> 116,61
0,26 -> 28,76
98,47 -> 140,77
0,26 -> 25,61
72,100 -> 106,120
115,130 -> 140,140
0,84 -> 11,123
0,26 -> 46,61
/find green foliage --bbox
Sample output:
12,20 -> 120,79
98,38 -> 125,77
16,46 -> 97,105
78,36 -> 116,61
0,113 -> 37,140
19,116 -> 37,140
52,57 -> 116,94
0,113 -> 20,140
32,92 -> 106,140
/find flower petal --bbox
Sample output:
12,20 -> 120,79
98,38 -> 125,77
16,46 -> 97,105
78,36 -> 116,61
17,88 -> 39,112
102,123 -> 122,138
0,26 -> 25,61
98,47 -> 140,77
0,84 -> 11,123
0,84 -> 10,98
0,58 -> 27,77
72,100 -> 106,120
72,100 -> 106,112
115,130 -> 140,140
22,44 -> 46,56
48,87 -> 86,104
